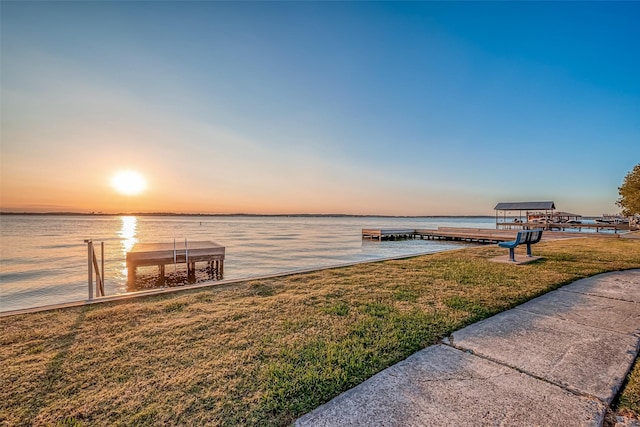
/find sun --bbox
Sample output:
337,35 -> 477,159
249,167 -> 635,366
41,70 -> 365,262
111,170 -> 147,196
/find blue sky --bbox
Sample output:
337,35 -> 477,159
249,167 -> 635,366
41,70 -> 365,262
1,1 -> 639,215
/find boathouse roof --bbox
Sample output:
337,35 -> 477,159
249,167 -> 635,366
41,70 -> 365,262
494,201 -> 556,211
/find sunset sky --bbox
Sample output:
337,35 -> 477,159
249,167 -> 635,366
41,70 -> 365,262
1,2 -> 639,216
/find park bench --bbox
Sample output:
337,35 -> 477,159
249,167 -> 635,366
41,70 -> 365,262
498,229 -> 543,262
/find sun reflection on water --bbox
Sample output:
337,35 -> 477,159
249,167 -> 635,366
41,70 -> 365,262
120,216 -> 138,253
119,216 -> 138,278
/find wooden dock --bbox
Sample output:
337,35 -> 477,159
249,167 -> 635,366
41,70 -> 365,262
126,240 -> 224,289
496,221 -> 629,233
415,228 -> 519,243
362,229 -> 418,241
362,227 -> 518,243
363,226 -> 625,244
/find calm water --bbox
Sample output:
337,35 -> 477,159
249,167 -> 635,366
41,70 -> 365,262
0,215 -> 494,312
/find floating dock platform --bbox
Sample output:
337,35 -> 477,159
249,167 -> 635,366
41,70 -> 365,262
126,240 -> 224,289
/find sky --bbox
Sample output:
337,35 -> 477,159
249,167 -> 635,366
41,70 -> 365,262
1,1 -> 639,216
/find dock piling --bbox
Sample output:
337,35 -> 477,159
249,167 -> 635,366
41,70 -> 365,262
85,239 -> 105,299
86,240 -> 93,300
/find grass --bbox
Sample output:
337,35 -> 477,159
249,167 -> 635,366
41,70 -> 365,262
616,359 -> 640,414
610,355 -> 640,424
1,237 -> 639,426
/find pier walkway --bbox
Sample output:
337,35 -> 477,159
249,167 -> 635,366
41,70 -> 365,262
362,227 -> 518,243
363,226 -> 627,243
296,269 -> 640,426
497,221 -> 630,233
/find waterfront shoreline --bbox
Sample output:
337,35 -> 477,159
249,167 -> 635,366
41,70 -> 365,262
0,247 -> 470,318
0,215 -> 491,313
1,213 -> 633,313
2,238 -> 640,426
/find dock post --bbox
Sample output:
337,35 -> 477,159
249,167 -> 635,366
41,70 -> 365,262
100,242 -> 105,297
158,264 -> 165,285
127,265 -> 136,290
186,261 -> 197,283
85,240 -> 94,300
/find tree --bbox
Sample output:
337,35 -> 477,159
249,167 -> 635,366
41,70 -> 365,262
617,164 -> 640,216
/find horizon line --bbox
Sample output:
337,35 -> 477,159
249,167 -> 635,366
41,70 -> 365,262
0,211 -> 496,218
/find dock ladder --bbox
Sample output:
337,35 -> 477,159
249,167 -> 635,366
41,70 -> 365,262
173,238 -> 197,280
173,238 -> 189,270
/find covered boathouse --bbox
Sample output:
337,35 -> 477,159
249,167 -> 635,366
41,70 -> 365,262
494,201 -> 556,229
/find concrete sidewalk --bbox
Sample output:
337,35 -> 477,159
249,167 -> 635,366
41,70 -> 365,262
296,270 -> 640,427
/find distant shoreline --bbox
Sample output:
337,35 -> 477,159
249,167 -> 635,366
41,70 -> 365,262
0,212 -> 494,218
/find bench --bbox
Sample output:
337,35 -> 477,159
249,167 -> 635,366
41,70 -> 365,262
498,230 -> 543,262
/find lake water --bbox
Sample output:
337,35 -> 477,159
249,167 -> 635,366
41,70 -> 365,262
0,215 -> 495,312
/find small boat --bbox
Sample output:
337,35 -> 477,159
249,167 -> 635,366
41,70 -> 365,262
596,215 -> 629,225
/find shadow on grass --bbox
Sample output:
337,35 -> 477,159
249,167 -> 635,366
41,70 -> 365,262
26,307 -> 88,422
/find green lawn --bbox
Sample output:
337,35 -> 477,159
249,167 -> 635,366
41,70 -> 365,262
611,356 -> 640,424
2,237 -> 639,426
